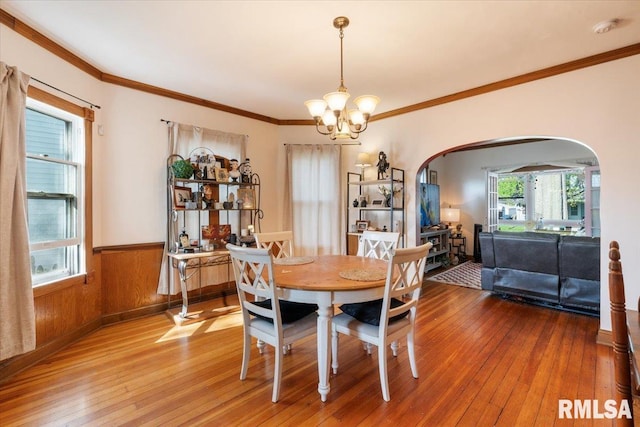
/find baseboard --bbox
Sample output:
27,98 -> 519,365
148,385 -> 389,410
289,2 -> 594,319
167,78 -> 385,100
597,328 -> 612,346
101,288 -> 233,326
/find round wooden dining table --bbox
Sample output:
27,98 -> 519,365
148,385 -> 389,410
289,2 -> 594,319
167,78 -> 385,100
272,254 -> 389,402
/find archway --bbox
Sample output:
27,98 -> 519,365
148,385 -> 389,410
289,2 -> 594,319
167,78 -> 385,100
416,136 -> 600,262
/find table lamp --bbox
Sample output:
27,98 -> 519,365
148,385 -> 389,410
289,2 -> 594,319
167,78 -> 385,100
355,152 -> 372,179
441,207 -> 460,233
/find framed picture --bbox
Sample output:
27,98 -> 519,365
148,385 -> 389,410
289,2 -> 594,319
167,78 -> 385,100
201,224 -> 231,248
173,186 -> 192,208
237,188 -> 256,209
215,167 -> 229,182
371,199 -> 384,206
204,162 -> 216,180
429,170 -> 438,185
355,220 -> 370,232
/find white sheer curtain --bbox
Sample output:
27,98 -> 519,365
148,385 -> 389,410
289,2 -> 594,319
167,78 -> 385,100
0,62 -> 35,360
284,144 -> 341,256
157,122 -> 247,295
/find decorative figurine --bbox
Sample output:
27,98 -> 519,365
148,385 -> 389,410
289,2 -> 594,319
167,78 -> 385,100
353,199 -> 359,207
228,158 -> 240,182
376,151 -> 389,180
239,158 -> 252,183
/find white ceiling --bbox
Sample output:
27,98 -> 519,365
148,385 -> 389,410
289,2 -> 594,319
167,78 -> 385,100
3,1 -> 639,121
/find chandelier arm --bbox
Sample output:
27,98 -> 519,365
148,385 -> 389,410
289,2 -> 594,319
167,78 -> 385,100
354,119 -> 369,134
314,122 -> 333,136
346,122 -> 363,139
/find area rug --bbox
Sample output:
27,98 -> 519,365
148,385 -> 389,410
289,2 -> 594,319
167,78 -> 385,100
428,261 -> 482,289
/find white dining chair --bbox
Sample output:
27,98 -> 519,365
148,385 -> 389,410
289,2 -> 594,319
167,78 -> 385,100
253,230 -> 297,353
227,244 -> 318,402
331,242 -> 431,401
357,230 -> 400,261
356,230 -> 401,353
254,231 -> 295,259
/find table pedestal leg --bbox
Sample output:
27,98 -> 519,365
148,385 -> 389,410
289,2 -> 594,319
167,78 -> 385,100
317,303 -> 332,402
177,260 -> 189,318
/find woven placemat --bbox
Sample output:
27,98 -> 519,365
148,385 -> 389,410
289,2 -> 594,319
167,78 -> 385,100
273,256 -> 315,266
339,269 -> 386,282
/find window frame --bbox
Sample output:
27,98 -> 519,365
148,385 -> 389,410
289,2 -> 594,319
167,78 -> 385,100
26,86 -> 94,290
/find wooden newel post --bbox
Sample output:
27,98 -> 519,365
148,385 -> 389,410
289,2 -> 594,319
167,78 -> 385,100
608,241 -> 634,426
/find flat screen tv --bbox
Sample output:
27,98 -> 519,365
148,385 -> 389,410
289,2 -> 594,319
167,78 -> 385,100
420,183 -> 440,228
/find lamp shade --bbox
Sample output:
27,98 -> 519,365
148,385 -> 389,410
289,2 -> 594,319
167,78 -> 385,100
354,95 -> 380,115
305,99 -> 327,118
355,152 -> 372,167
441,208 -> 460,223
324,91 -> 350,112
322,110 -> 337,127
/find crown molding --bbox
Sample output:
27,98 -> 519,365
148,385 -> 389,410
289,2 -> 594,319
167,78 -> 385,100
2,8 -> 639,126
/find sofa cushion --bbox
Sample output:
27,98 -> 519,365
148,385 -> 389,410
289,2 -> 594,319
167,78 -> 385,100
493,232 -> 559,275
559,236 -> 600,281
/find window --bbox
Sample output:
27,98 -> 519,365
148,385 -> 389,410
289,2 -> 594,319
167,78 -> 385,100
26,98 -> 85,286
496,168 -> 594,232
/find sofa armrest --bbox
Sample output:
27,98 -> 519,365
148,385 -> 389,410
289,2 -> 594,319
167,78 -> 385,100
478,232 -> 495,268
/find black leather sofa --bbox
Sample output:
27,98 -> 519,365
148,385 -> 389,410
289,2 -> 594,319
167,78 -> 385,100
478,231 -> 600,314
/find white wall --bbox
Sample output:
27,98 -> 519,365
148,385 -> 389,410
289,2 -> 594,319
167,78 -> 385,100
3,22 -> 639,331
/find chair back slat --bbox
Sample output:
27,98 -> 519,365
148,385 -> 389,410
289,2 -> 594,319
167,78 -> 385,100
255,231 -> 295,259
357,231 -> 400,261
228,245 -> 282,327
379,243 -> 431,329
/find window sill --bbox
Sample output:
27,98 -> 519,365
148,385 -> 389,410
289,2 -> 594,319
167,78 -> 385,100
33,274 -> 87,298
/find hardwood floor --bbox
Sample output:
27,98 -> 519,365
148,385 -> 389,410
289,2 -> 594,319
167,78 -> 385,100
0,282 -> 613,426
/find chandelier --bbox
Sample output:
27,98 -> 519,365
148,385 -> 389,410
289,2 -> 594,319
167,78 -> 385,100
304,16 -> 380,140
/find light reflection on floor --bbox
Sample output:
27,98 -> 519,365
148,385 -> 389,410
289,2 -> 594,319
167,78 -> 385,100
156,311 -> 243,343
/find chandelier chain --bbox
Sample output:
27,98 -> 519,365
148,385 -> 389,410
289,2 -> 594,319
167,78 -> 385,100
339,27 -> 346,92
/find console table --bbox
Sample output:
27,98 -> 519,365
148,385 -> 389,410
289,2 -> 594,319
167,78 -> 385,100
168,251 -> 231,319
